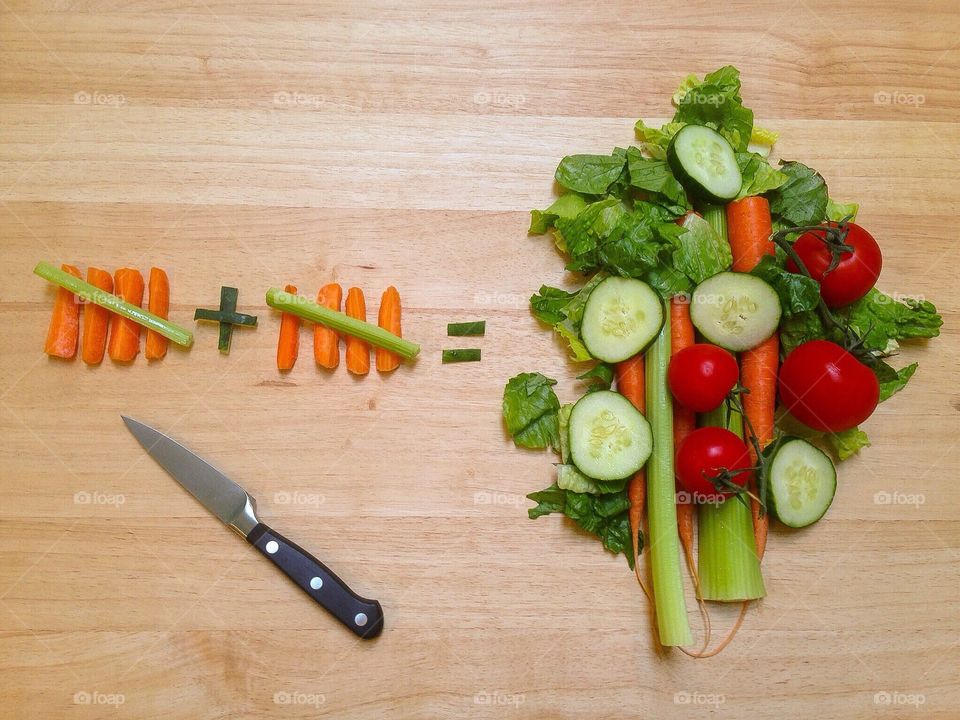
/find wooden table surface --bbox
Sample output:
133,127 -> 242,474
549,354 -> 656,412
2,1 -> 959,717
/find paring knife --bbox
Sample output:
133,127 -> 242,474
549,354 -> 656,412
122,415 -> 384,639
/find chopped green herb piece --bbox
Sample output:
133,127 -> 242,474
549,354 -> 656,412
447,321 -> 486,337
194,286 -> 258,354
442,349 -> 481,363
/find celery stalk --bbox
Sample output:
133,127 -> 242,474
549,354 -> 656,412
645,307 -> 692,647
34,261 -> 193,347
266,287 -> 420,361
696,205 -> 766,602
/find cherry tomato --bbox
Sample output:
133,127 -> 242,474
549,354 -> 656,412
787,221 -> 882,308
668,344 -> 739,413
676,427 -> 753,502
779,340 -> 879,432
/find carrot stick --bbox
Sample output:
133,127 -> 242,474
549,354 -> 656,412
375,286 -> 402,373
276,283 -> 300,371
345,287 -> 370,375
726,196 -> 774,272
726,196 -> 778,560
144,267 -> 170,360
107,268 -> 145,362
615,355 -> 648,596
313,283 -> 342,369
43,264 -> 82,359
81,267 -> 113,365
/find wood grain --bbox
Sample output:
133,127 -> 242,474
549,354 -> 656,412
1,0 -> 959,717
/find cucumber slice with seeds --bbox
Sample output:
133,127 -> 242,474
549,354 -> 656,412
769,439 -> 837,528
568,390 -> 652,481
580,277 -> 663,363
690,272 -> 781,352
667,124 -> 742,203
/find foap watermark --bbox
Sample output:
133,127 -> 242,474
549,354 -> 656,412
873,291 -> 927,305
474,690 -> 525,709
474,490 -> 525,508
873,690 -> 926,708
273,90 -> 325,108
677,92 -> 726,107
73,691 -> 125,707
74,90 -> 127,107
873,90 -> 925,108
74,490 -> 125,508
273,691 -> 326,707
676,491 -> 725,507
674,690 -> 725,708
473,291 -> 527,309
273,491 -> 325,508
473,90 -> 526,110
873,490 -> 925,508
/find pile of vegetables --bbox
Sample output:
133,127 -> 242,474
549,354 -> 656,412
35,261 -> 190,362
503,66 -> 942,653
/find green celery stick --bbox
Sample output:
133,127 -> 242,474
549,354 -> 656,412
266,287 -> 420,361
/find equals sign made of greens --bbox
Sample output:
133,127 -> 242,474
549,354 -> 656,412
443,321 -> 484,363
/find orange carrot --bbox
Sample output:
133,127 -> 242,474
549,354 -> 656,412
82,267 -> 113,365
107,268 -> 145,362
726,196 -> 774,272
615,355 -> 646,587
144,267 -> 170,360
43,264 -> 82,359
276,283 -> 300,371
313,283 -> 343,369
345,287 -> 370,375
375,286 -> 402,373
669,297 -> 697,565
726,196 -> 778,560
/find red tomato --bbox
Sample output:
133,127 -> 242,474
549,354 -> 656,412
787,222 -> 882,308
668,344 -> 739,413
779,340 -> 879,432
676,427 -> 753,502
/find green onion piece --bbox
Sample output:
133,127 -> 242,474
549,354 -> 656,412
34,261 -> 193,347
441,348 -> 481,363
697,402 -> 766,601
697,205 -> 766,602
266,287 -> 420,361
644,306 -> 692,647
447,321 -> 486,337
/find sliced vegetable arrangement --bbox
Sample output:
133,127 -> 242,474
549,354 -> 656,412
504,66 -> 942,654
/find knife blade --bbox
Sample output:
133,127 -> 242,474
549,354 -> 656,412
121,415 -> 384,639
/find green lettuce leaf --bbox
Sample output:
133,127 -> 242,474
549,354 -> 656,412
750,254 -> 821,317
633,120 -> 685,159
556,464 -> 627,495
527,483 -> 637,567
671,66 -> 754,151
878,362 -> 918,402
670,213 -> 733,284
529,193 -> 589,235
768,161 -> 829,227
502,373 -> 561,450
736,152 -> 788,199
556,197 -> 627,273
626,147 -> 691,214
529,274 -> 608,361
826,198 -> 859,222
842,288 -> 942,351
825,427 -> 872,461
576,363 -> 614,391
555,153 -> 627,195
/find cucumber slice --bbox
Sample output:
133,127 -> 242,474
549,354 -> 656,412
568,390 -> 652,481
667,124 -> 742,203
690,272 -> 781,352
769,439 -> 837,528
580,277 -> 663,363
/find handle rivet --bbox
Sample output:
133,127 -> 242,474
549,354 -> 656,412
354,613 -> 368,627
310,577 -> 323,590
265,540 -> 279,554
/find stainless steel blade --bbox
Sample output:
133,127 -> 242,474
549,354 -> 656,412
121,416 -> 259,536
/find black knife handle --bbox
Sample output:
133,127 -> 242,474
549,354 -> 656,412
247,523 -> 383,639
